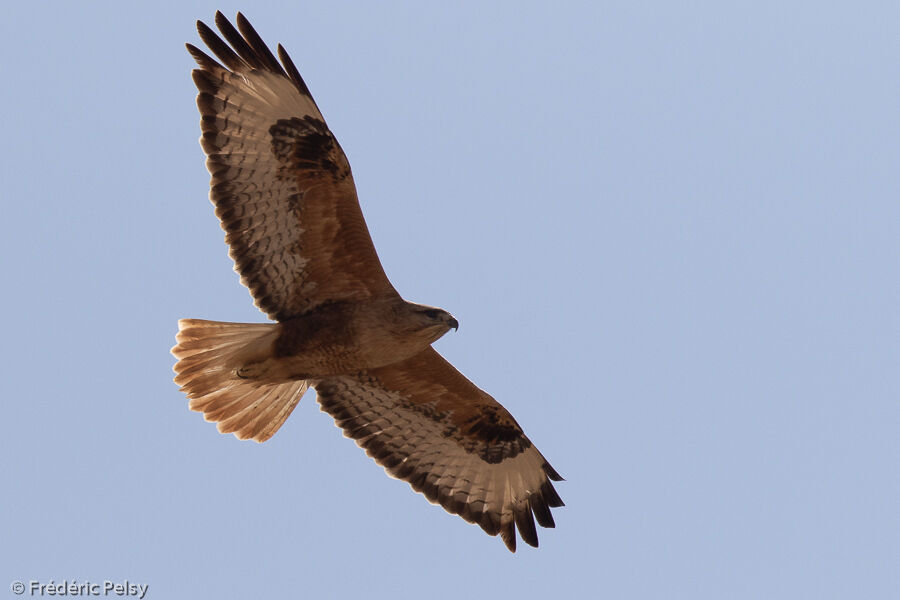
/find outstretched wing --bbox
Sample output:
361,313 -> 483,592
187,12 -> 395,321
313,348 -> 564,552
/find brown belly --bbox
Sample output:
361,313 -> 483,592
236,301 -> 427,381
237,348 -> 366,381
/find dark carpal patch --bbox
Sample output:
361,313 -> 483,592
270,117 -> 350,181
457,407 -> 532,463
320,375 -> 531,464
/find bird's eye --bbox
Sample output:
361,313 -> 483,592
423,309 -> 440,319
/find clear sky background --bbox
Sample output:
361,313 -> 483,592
2,1 -> 898,598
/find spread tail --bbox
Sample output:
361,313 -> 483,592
171,319 -> 308,442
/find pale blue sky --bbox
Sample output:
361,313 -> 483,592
3,1 -> 898,598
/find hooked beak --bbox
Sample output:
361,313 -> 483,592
448,317 -> 459,331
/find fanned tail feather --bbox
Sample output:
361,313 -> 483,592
172,318 -> 308,442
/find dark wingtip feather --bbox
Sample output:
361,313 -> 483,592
277,44 -> 316,99
531,493 -> 556,529
235,12 -> 284,74
186,43 -> 222,72
214,10 -> 230,31
515,504 -> 539,548
192,13 -> 319,108
213,11 -> 262,69
543,462 -> 564,482
541,480 -> 565,508
500,520 -> 517,553
197,18 -> 245,71
185,42 -> 202,61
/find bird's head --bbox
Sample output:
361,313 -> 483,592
403,302 -> 458,342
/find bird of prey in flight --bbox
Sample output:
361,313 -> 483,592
173,12 -> 563,552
